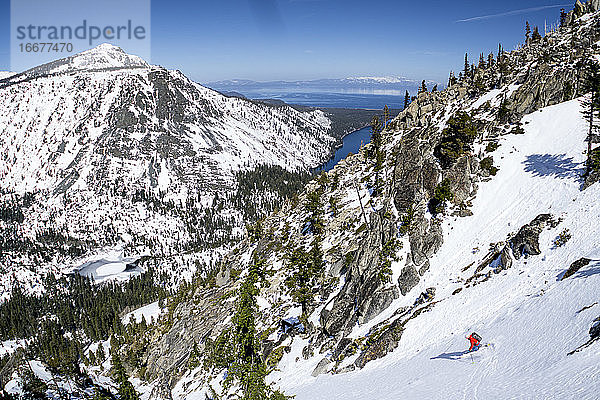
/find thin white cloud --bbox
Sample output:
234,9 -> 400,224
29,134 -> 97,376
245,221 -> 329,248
455,4 -> 570,23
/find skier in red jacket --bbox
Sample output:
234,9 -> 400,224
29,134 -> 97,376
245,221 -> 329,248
467,332 -> 481,352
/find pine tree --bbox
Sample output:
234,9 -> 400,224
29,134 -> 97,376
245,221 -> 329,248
525,21 -> 531,42
404,90 -> 410,109
560,8 -> 567,27
305,189 -> 324,235
432,84 -> 438,92
497,43 -> 503,59
370,114 -> 384,194
448,71 -> 456,87
532,26 -> 542,42
580,60 -> 600,175
498,96 -> 510,123
20,368 -> 48,400
111,352 -> 139,400
419,80 -> 428,93
383,105 -> 390,128
285,240 -> 324,317
463,53 -> 469,79
478,53 -> 485,68
227,254 -> 288,399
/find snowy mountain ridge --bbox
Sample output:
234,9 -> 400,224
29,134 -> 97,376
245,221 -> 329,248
0,43 -> 149,87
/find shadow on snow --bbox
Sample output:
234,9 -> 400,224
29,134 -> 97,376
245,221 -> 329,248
522,153 -> 584,180
430,350 -> 471,360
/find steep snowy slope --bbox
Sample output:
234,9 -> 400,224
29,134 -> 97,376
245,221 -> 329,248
278,99 -> 600,399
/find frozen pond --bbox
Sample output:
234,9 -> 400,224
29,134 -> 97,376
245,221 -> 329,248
76,255 -> 142,284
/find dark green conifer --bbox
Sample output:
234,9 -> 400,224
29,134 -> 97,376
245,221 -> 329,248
581,60 -> 600,175
532,26 -> 542,42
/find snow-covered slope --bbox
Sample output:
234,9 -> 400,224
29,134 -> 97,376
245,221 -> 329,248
0,44 -> 332,194
0,44 -> 336,297
3,3 -> 600,399
276,99 -> 600,399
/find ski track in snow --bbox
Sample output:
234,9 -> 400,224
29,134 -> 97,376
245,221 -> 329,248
273,99 -> 600,399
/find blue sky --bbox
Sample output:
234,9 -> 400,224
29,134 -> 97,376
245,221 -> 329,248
0,0 -> 570,83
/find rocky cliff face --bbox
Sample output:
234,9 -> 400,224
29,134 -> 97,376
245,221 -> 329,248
136,2 -> 600,398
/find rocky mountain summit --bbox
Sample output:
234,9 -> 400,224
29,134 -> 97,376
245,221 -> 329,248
132,2 -> 600,399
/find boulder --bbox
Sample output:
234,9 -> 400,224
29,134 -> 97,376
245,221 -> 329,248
398,265 -> 420,296
510,214 -> 557,259
414,287 -> 436,306
561,258 -> 591,280
500,246 -> 513,270
311,358 -> 331,377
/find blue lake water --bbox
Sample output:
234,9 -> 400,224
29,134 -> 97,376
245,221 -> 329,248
316,125 -> 372,172
241,89 -> 404,109
236,90 -> 396,171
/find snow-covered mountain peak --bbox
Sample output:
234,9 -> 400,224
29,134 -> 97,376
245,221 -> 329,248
1,43 -> 149,84
68,43 -> 149,71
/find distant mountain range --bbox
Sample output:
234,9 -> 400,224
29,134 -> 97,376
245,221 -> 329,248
206,76 -> 440,95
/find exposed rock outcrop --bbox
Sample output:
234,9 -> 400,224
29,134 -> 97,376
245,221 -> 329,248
149,378 -> 174,400
510,214 -> 558,259
320,211 -> 399,336
311,358 -> 332,377
561,258 -> 592,280
144,282 -> 236,385
398,266 -> 420,296
590,317 -> 600,340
